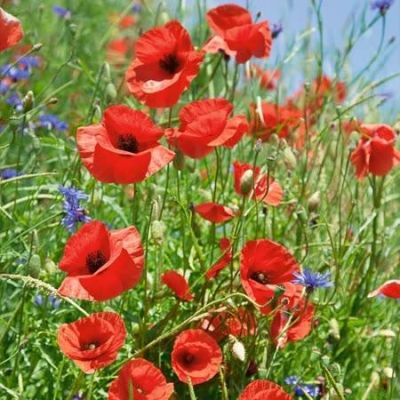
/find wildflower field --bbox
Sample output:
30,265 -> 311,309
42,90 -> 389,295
1,0 -> 400,399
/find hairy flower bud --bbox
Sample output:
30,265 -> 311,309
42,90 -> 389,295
240,169 -> 254,195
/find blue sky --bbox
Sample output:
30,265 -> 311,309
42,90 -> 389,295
186,0 -> 400,112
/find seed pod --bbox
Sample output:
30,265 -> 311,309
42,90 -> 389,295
240,169 -> 254,195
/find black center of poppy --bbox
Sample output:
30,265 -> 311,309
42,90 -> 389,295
82,341 -> 99,350
86,251 -> 107,274
250,271 -> 269,284
182,352 -> 195,365
118,135 -> 139,153
159,53 -> 180,74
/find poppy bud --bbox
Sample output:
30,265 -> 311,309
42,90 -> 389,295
32,43 -> 43,52
105,82 -> 117,101
151,220 -> 166,245
254,139 -> 263,152
282,146 -> 297,170
173,149 -> 185,170
229,336 -> 246,362
27,254 -> 41,278
328,318 -> 340,341
151,197 -> 162,220
240,169 -> 254,195
23,91 -> 34,113
44,258 -> 57,276
104,62 -> 112,82
46,97 -> 58,106
308,191 -> 320,212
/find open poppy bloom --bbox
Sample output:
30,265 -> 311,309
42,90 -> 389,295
201,307 -> 256,341
205,4 -> 272,64
250,102 -> 302,142
161,270 -> 193,301
233,161 -> 284,206
205,238 -> 232,280
194,202 -> 236,224
270,297 -> 315,348
125,21 -> 203,108
108,358 -> 174,400
166,98 -> 248,159
368,280 -> 400,299
0,7 -> 24,52
171,329 -> 222,385
239,379 -> 292,400
57,312 -> 126,373
77,105 -> 175,184
240,239 -> 300,307
58,220 -> 144,301
350,124 -> 400,179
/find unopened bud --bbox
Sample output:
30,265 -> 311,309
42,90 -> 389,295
230,336 -> 246,362
105,82 -> 117,100
269,133 -> 280,146
282,146 -> 296,170
23,91 -> 34,112
46,97 -> 58,106
308,191 -> 320,212
240,169 -> 254,195
27,254 -> 41,278
151,220 -> 166,245
32,43 -> 43,52
173,149 -> 185,170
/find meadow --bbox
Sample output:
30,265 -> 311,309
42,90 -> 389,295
0,0 -> 399,399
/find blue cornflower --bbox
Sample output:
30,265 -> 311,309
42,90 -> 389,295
132,3 -> 142,13
272,22 -> 283,39
59,185 -> 91,232
0,168 -> 21,180
0,64 -> 31,81
53,5 -> 72,19
0,79 -> 11,94
48,294 -> 61,309
293,268 -> 333,291
72,393 -> 84,400
285,375 -> 300,385
371,0 -> 395,13
38,114 -> 68,132
34,294 -> 44,306
6,93 -> 23,111
295,384 -> 321,398
18,56 -> 41,68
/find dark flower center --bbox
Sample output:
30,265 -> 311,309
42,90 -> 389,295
250,271 -> 269,284
159,53 -> 180,74
118,135 -> 139,153
182,352 -> 195,366
81,341 -> 99,350
86,251 -> 107,274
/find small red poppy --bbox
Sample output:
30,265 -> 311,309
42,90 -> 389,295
194,202 -> 236,224
233,161 -> 283,206
125,21 -> 203,108
77,105 -> 175,184
57,312 -> 126,373
107,38 -> 132,64
251,65 -> 280,91
270,298 -> 315,348
0,7 -> 23,52
368,280 -> 400,299
205,4 -> 272,64
201,307 -> 256,341
108,358 -> 174,400
161,270 -> 193,301
171,329 -> 222,385
351,124 -> 400,179
205,238 -> 232,280
240,239 -> 300,306
58,220 -> 144,301
239,379 -> 292,400
166,98 -> 248,159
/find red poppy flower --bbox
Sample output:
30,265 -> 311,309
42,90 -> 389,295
201,307 -> 256,341
118,15 -> 136,29
58,220 -> 144,301
251,65 -> 280,91
161,270 -> 193,301
368,280 -> 400,299
240,239 -> 300,306
77,105 -> 175,184
250,102 -> 302,142
239,379 -> 292,400
350,124 -> 400,179
166,98 -> 248,159
205,238 -> 232,280
171,329 -> 222,385
233,161 -> 283,206
205,4 -> 272,64
0,8 -> 23,52
57,312 -> 126,373
108,358 -> 174,400
270,298 -> 315,348
107,38 -> 132,64
125,21 -> 203,108
194,202 -> 236,224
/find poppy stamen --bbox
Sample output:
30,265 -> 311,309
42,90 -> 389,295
159,53 -> 180,74
86,250 -> 107,274
250,271 -> 269,284
118,135 -> 139,153
82,341 -> 99,350
182,352 -> 195,365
